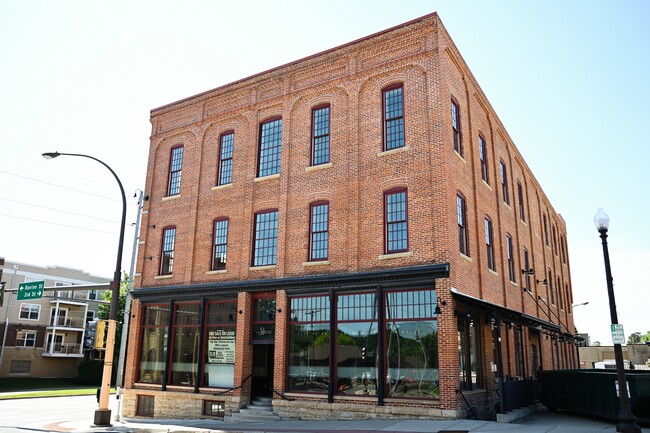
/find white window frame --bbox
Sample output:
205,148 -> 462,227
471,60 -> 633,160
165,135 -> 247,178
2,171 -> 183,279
19,303 -> 41,321
15,330 -> 37,347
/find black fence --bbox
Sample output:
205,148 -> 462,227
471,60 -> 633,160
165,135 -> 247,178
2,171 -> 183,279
539,369 -> 650,423
501,377 -> 540,412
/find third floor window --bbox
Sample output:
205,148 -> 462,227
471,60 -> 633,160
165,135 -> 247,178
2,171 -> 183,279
167,145 -> 183,196
217,132 -> 234,185
383,85 -> 405,151
312,106 -> 330,165
452,99 -> 462,155
500,160 -> 510,205
257,118 -> 282,177
479,135 -> 489,184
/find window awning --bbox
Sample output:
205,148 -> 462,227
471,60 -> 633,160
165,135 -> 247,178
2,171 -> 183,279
451,287 -> 561,334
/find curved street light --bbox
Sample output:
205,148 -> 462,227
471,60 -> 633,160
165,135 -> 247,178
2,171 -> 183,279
594,207 -> 640,433
43,151 -> 126,427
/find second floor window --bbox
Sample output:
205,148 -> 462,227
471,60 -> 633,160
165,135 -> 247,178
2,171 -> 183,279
312,106 -> 330,165
548,269 -> 555,304
252,210 -> 278,266
385,189 -> 408,253
479,135 -> 489,184
457,193 -> 469,256
506,234 -> 516,283
383,85 -> 405,150
523,247 -> 531,291
160,227 -> 176,275
217,132 -> 234,185
167,145 -> 183,196
257,118 -> 282,177
500,160 -> 509,205
485,217 -> 495,271
309,202 -> 329,261
543,213 -> 550,246
212,218 -> 229,271
452,99 -> 462,155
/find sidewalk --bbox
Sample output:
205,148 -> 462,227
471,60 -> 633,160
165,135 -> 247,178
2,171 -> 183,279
53,409 -> 650,433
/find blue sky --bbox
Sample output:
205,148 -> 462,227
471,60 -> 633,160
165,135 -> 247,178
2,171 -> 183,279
1,1 -> 648,346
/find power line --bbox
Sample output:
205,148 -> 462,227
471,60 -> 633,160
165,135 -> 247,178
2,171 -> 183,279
0,196 -> 121,224
0,169 -> 136,205
0,213 -> 134,237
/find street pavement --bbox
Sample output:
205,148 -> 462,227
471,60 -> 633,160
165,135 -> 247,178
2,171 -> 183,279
1,394 -> 648,433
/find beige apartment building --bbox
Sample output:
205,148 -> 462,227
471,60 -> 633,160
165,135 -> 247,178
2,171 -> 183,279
0,258 -> 110,378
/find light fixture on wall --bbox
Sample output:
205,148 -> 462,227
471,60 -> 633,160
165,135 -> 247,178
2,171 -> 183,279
434,299 -> 446,315
521,268 -> 535,275
536,278 -> 547,285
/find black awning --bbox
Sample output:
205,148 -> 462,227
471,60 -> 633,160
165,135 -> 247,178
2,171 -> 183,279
132,263 -> 450,301
451,287 -> 561,333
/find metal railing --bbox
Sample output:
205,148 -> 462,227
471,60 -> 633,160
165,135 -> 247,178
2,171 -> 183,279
501,377 -> 539,412
42,343 -> 82,355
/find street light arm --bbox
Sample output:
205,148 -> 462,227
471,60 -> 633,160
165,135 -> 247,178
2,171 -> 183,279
42,151 -> 126,320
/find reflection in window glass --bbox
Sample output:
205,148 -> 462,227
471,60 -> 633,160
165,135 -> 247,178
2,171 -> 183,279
459,318 -> 481,390
288,296 -> 330,393
204,301 -> 237,388
337,293 -> 378,396
169,303 -> 200,386
385,290 -> 439,399
138,305 -> 170,384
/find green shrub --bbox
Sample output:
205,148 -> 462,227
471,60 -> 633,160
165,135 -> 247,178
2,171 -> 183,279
77,359 -> 103,385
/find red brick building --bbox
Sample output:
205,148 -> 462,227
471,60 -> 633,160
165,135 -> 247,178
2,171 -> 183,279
122,12 -> 577,421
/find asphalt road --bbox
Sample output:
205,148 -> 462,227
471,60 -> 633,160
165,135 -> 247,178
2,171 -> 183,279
0,394 -> 102,432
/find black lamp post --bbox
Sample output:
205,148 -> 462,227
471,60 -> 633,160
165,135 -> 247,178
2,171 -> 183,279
43,151 -> 126,427
594,207 -> 640,433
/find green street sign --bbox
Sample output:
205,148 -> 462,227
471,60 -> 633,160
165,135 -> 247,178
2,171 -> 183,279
17,281 -> 45,301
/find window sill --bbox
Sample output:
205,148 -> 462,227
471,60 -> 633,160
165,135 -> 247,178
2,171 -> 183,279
488,269 -> 498,277
154,274 -> 173,280
206,269 -> 227,275
509,280 -> 519,288
454,150 -> 466,163
460,253 -> 472,263
305,162 -> 332,172
379,251 -> 412,260
162,194 -> 181,202
211,183 -> 232,191
249,265 -> 276,271
302,260 -> 330,267
377,145 -> 410,158
254,173 -> 280,182
482,180 -> 492,190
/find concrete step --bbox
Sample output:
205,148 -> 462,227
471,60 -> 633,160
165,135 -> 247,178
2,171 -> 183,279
225,411 -> 281,423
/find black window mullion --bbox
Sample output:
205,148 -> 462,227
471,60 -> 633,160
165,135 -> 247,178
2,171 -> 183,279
376,286 -> 385,406
195,298 -> 206,393
328,289 -> 335,403
162,299 -> 174,391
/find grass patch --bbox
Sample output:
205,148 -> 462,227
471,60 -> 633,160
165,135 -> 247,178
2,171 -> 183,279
0,377 -> 82,392
0,378 -> 116,399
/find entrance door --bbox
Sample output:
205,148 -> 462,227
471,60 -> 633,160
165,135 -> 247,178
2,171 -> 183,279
252,345 -> 274,397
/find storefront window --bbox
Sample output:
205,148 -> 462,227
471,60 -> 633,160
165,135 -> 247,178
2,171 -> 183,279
288,296 -> 330,393
336,293 -> 378,396
138,304 -> 170,384
385,290 -> 439,398
169,303 -> 201,386
203,301 -> 237,388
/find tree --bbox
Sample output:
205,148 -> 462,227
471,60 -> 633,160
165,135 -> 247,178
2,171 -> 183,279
628,332 -> 643,345
627,330 -> 650,345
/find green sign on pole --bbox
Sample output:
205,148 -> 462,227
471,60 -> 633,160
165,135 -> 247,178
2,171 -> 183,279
17,281 -> 45,300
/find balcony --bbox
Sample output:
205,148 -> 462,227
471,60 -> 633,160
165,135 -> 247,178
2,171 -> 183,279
42,343 -> 83,357
48,316 -> 84,330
